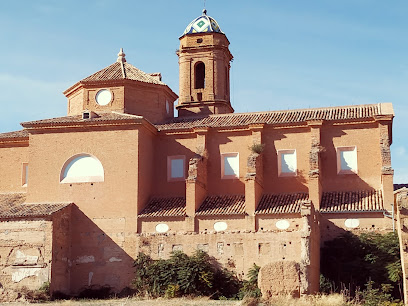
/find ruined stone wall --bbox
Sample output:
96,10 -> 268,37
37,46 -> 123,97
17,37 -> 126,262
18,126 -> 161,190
50,206 -> 72,295
395,189 -> 408,304
0,218 -> 53,291
135,230 -> 303,279
320,212 -> 393,243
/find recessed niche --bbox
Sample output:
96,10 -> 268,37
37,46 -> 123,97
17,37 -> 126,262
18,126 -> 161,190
275,220 -> 290,230
214,221 -> 228,231
344,219 -> 360,229
155,223 -> 169,233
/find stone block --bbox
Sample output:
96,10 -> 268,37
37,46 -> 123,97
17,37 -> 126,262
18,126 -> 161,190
258,260 -> 300,299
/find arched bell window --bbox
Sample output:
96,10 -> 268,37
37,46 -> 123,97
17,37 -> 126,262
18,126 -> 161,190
60,154 -> 104,183
195,62 -> 205,89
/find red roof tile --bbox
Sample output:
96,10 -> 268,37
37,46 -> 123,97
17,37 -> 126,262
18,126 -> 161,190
139,197 -> 186,218
196,195 -> 245,216
394,184 -> 408,191
0,193 -> 71,218
0,130 -> 29,139
255,193 -> 309,214
320,190 -> 384,213
156,104 -> 382,131
21,112 -> 142,127
81,62 -> 166,85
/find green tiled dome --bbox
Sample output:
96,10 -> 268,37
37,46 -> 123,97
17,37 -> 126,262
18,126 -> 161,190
182,10 -> 223,36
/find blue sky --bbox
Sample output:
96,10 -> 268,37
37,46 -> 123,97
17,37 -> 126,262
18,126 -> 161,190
0,1 -> 407,182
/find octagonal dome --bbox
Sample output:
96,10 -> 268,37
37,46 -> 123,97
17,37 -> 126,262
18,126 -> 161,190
182,9 -> 223,36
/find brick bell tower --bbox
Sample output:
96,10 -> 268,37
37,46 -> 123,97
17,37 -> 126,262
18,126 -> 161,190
177,10 -> 234,117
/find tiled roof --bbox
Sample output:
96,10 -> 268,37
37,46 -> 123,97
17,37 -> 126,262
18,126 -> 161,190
0,130 -> 29,139
156,104 -> 383,131
0,193 -> 71,218
81,62 -> 166,85
394,184 -> 408,191
255,193 -> 309,215
20,103 -> 390,130
139,197 -> 186,218
21,112 -> 142,127
196,195 -> 245,216
320,190 -> 384,213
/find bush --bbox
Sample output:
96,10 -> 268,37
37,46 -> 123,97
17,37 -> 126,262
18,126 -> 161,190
238,264 -> 261,299
320,232 -> 403,301
132,250 -> 241,299
249,143 -> 265,154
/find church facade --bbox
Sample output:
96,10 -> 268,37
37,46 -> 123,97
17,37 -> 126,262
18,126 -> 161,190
0,11 -> 395,296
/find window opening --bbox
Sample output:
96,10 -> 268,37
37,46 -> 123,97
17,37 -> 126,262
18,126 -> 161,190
167,156 -> 186,181
278,150 -> 297,176
337,146 -> 357,174
60,154 -> 104,183
195,62 -> 205,89
221,153 -> 239,179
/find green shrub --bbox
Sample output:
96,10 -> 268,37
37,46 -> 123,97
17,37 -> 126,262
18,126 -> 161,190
238,264 -> 261,299
320,232 -> 402,301
132,250 -> 241,299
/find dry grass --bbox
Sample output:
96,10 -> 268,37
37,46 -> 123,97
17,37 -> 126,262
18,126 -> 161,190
264,294 -> 351,306
3,294 -> 358,306
5,296 -> 241,306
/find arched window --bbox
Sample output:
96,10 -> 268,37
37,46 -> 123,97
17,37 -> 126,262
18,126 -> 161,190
195,62 -> 205,89
60,154 -> 104,183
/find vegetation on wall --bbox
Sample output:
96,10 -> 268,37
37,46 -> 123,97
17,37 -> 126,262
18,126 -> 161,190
320,232 -> 403,303
249,143 -> 265,154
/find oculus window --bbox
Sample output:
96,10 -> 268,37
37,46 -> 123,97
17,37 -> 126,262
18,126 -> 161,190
221,153 -> 239,179
95,89 -> 112,106
278,150 -> 297,177
167,156 -> 185,181
337,146 -> 357,174
60,154 -> 104,183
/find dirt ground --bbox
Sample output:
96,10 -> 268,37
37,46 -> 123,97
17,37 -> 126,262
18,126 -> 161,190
4,297 -> 242,306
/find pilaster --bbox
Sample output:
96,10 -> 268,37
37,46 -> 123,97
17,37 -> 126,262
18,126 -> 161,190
307,120 -> 323,211
376,115 -> 394,208
185,128 -> 209,231
245,124 -> 264,231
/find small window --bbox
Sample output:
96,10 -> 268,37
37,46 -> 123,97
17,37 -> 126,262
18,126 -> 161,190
195,62 -> 205,89
60,154 -> 104,183
278,150 -> 297,177
22,163 -> 28,187
337,146 -> 357,174
167,156 -> 185,181
221,153 -> 239,179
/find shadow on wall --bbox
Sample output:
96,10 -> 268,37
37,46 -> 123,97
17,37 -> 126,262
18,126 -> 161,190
320,124 -> 380,192
67,205 -> 135,296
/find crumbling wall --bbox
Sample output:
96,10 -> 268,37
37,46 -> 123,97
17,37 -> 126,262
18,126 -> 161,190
258,261 -> 300,298
257,201 -> 320,297
136,229 -> 303,279
396,189 -> 408,305
0,219 -> 53,291
50,205 -> 72,295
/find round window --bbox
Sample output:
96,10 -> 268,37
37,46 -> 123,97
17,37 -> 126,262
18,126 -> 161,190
95,89 -> 112,106
276,220 -> 290,230
155,223 -> 169,233
213,221 -> 227,231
